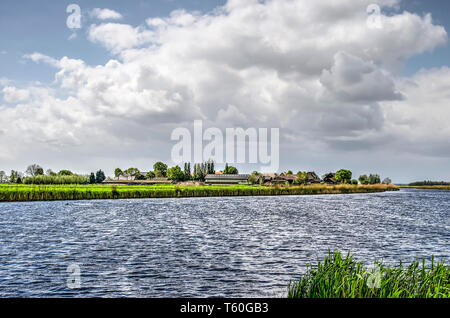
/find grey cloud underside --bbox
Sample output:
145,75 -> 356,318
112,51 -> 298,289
0,0 -> 449,182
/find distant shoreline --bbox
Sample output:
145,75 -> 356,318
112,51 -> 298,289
0,184 -> 399,202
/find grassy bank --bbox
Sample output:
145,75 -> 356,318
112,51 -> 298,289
401,185 -> 450,191
0,184 -> 399,202
288,251 -> 449,298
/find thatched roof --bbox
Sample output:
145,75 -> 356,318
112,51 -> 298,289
306,172 -> 321,183
323,173 -> 338,184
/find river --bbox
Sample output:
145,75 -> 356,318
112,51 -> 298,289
0,188 -> 448,297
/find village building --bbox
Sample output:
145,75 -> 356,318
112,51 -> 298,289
116,172 -> 149,181
306,172 -> 321,184
257,173 -> 296,185
323,173 -> 338,184
204,174 -> 250,185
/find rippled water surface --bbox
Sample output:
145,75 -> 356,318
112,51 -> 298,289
0,188 -> 449,297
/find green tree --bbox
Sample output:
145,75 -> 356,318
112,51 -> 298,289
114,168 -> 123,180
205,159 -> 215,174
153,162 -> 168,178
9,170 -> 17,183
351,179 -> 358,185
95,170 -> 106,183
369,174 -> 381,184
359,174 -> 370,185
26,164 -> 44,177
125,168 -> 140,180
248,171 -> 261,185
223,163 -> 238,174
201,163 -> 206,175
193,163 -> 206,181
135,172 -> 146,180
58,170 -> 73,176
286,170 -> 293,176
167,166 -> 185,181
382,177 -> 392,185
296,171 -> 307,185
0,171 -> 6,183
335,169 -> 352,184
46,169 -> 56,176
89,173 -> 96,184
184,163 -> 191,181
146,171 -> 156,179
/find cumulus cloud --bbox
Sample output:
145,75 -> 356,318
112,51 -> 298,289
381,67 -> 450,157
0,0 -> 449,181
320,52 -> 403,103
90,8 -> 123,20
2,86 -> 30,103
88,23 -> 154,54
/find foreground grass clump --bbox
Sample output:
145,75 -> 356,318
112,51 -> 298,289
0,184 -> 399,202
401,185 -> 450,191
288,251 -> 449,298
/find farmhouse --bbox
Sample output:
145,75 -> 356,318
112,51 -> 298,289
103,178 -> 173,185
260,171 -> 322,185
323,173 -> 338,184
116,172 -> 149,181
205,174 -> 250,185
306,172 -> 321,184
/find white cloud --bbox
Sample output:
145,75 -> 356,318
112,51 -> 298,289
1,0 -> 449,182
23,52 -> 60,68
90,8 -> 123,20
381,67 -> 450,157
88,23 -> 154,54
2,86 -> 30,103
320,52 -> 403,103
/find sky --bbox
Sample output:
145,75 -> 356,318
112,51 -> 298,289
1,0 -> 450,183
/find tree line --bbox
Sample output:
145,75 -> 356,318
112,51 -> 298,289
408,181 -> 450,186
0,163 -> 391,186
114,160 -> 239,182
246,169 -> 392,185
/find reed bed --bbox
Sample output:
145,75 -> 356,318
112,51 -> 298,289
22,175 -> 87,185
0,184 -> 399,202
288,251 -> 449,298
401,185 -> 450,191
